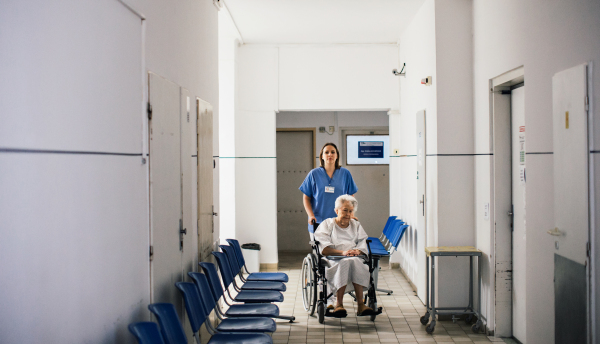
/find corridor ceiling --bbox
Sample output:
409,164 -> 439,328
223,0 -> 426,44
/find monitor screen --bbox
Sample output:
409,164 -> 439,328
346,135 -> 390,165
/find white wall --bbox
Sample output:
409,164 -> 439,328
279,45 -> 400,111
235,44 -> 399,265
0,0 -> 218,342
218,7 -> 241,245
472,0 -> 600,341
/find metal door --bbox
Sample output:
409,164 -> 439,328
511,85 -> 526,342
416,110 -> 427,301
552,64 -> 589,343
197,98 -> 214,263
148,72 -> 183,316
276,130 -> 314,252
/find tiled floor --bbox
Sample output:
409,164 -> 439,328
267,252 -> 505,344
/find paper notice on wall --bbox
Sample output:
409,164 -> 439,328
519,166 -> 526,185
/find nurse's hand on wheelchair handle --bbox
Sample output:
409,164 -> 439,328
309,216 -> 317,225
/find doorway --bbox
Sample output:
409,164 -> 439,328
490,67 -> 525,338
276,129 -> 316,253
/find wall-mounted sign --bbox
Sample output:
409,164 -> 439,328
358,141 -> 384,158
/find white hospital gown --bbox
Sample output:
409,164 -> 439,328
313,218 -> 370,298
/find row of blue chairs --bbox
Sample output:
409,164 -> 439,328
129,239 -> 294,344
367,216 -> 408,295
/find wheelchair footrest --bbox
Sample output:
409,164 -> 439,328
325,308 -> 347,318
357,307 -> 383,317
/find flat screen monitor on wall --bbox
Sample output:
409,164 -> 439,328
346,135 -> 390,165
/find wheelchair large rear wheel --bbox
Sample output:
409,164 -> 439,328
301,254 -> 317,315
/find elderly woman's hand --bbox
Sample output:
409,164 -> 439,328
342,249 -> 362,257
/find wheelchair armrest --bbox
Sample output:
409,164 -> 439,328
325,255 -> 367,260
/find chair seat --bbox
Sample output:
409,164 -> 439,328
241,281 -> 286,291
370,248 -> 390,256
225,303 -> 280,317
234,290 -> 284,303
216,317 -> 277,332
209,332 -> 273,344
247,272 -> 288,283
367,237 -> 387,250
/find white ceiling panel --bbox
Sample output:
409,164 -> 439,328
224,0 -> 426,44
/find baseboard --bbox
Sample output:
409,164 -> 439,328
397,263 -> 418,294
260,263 -> 278,271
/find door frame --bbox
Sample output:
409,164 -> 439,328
276,128 -> 317,169
489,66 -> 525,337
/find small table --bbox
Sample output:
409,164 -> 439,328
421,246 -> 483,334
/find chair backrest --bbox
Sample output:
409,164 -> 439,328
128,322 -> 165,344
389,224 -> 409,249
225,239 -> 246,269
381,216 -> 397,237
220,245 -> 242,275
174,282 -> 207,334
147,303 -> 187,344
212,251 -> 235,288
198,262 -> 225,302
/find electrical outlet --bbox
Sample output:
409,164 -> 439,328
319,127 -> 326,133
329,126 -> 335,133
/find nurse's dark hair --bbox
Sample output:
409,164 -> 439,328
319,142 -> 341,169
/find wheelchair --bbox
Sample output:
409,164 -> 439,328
301,221 -> 383,323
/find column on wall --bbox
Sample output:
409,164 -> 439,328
392,0 -> 475,309
234,46 -> 280,266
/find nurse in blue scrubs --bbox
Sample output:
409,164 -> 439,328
299,142 -> 358,231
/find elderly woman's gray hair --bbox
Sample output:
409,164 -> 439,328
334,194 -> 358,212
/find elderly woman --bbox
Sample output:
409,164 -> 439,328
313,194 -> 375,316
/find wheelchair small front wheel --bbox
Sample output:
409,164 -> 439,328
368,298 -> 377,321
317,302 -> 325,324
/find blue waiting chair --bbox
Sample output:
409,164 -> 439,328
128,322 -> 165,344
213,251 -> 284,303
193,265 -> 294,322
219,245 -> 286,292
368,220 -> 408,294
225,239 -> 289,282
176,281 -> 276,333
148,302 -> 273,344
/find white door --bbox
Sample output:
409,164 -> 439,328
148,72 -> 183,316
416,110 -> 427,301
197,98 -> 214,264
552,64 -> 589,343
180,89 -> 197,275
511,85 -> 526,342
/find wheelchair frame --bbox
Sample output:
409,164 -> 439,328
301,222 -> 383,323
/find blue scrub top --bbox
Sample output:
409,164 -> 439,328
299,167 -> 358,228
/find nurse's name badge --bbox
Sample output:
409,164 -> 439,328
325,186 -> 335,193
